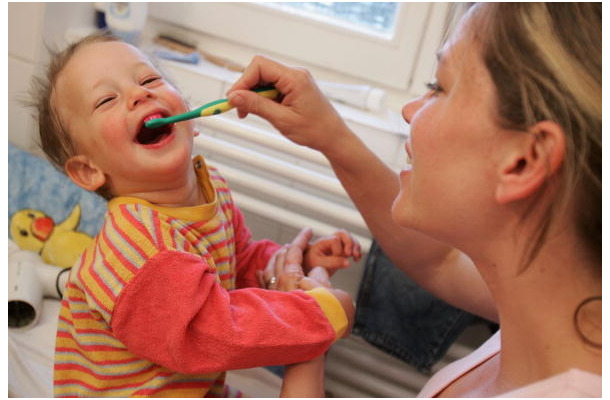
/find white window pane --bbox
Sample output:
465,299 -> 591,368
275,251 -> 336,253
265,2 -> 399,37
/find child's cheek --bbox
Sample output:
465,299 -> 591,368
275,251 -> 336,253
167,87 -> 189,114
100,118 -> 131,149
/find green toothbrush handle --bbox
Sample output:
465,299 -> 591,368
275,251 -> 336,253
145,87 -> 278,128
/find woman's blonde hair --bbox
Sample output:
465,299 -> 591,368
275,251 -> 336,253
471,3 -> 601,268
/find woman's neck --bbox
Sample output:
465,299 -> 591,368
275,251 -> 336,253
479,230 -> 601,391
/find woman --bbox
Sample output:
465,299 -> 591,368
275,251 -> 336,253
228,2 -> 601,397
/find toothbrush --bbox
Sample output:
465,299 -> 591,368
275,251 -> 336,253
145,87 -> 279,129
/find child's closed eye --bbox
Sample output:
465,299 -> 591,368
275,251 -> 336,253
141,76 -> 161,86
95,96 -> 116,109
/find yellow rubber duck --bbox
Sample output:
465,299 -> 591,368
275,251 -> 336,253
9,204 -> 93,268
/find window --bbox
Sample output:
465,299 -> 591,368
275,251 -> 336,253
264,2 -> 400,38
147,2 -> 451,91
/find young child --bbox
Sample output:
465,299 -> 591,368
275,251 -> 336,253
34,31 -> 360,397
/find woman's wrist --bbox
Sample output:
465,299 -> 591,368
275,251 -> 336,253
320,119 -> 359,161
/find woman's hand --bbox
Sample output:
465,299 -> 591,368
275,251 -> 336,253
258,228 -> 312,291
258,228 -> 356,337
227,55 -> 351,154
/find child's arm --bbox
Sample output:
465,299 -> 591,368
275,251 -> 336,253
303,229 -> 362,276
281,355 -> 326,398
111,248 -> 352,374
231,205 -> 283,288
97,203 -> 350,375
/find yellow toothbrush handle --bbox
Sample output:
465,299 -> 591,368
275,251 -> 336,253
257,88 -> 280,99
199,101 -> 233,117
199,88 -> 279,117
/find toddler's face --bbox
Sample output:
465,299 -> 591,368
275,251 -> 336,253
53,40 -> 197,197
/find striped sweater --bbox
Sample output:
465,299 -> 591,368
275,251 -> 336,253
54,156 -> 348,397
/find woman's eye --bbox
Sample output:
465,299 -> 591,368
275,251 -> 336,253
425,81 -> 443,95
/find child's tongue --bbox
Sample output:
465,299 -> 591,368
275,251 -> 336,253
137,126 -> 169,145
138,114 -> 170,145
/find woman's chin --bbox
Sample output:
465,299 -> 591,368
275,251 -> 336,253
390,196 -> 411,227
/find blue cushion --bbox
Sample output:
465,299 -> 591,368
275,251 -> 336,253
8,142 -> 107,238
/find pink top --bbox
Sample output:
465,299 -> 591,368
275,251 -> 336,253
417,331 -> 602,398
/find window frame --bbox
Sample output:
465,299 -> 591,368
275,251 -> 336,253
147,2 -> 449,90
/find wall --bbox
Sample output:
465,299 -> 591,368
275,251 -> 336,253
8,2 -> 96,154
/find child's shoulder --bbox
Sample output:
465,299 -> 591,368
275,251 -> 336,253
104,200 -> 163,232
98,201 -> 178,253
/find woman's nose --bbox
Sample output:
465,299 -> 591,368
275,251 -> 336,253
401,97 -> 422,125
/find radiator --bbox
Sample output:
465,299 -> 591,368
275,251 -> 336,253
193,115 -> 373,253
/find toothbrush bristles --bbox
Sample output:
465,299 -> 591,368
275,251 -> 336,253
145,118 -> 167,129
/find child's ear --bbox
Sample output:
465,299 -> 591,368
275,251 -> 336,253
64,155 -> 106,191
495,121 -> 566,204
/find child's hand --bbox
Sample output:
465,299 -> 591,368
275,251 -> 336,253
303,229 -> 362,276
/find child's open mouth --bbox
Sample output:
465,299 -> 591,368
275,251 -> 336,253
138,114 -> 173,145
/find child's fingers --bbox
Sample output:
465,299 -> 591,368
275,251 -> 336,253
333,230 -> 352,255
336,229 -> 363,257
352,238 -> 362,262
335,230 -> 363,260
309,236 -> 343,256
324,237 -> 344,257
311,256 -> 350,272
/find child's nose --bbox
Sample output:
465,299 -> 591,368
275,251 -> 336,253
128,85 -> 154,109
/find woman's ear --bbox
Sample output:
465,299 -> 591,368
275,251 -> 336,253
64,155 -> 106,191
495,121 -> 566,204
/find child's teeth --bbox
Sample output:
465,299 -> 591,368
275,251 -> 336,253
144,113 -> 163,122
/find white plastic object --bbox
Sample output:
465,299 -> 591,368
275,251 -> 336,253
318,80 -> 387,112
104,2 -> 149,45
8,241 -> 68,330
